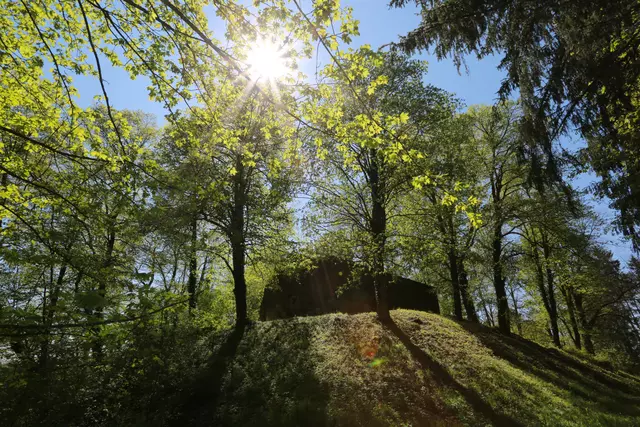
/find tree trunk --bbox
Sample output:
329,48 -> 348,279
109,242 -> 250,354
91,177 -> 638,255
187,217 -> 198,311
369,149 -> 389,320
458,259 -> 479,322
231,243 -> 247,325
541,237 -> 561,347
478,286 -> 495,327
492,223 -> 510,334
447,250 -> 463,320
98,225 -> 116,314
532,244 -> 560,346
40,264 -> 66,374
508,283 -> 523,335
231,157 -> 248,325
199,255 -> 209,289
561,286 -> 581,350
93,222 -> 116,359
573,290 -> 595,354
0,172 -> 6,240
546,275 -> 561,347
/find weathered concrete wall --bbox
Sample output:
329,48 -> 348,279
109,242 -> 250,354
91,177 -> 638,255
259,259 -> 439,320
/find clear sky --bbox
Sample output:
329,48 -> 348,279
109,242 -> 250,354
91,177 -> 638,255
70,0 -> 634,264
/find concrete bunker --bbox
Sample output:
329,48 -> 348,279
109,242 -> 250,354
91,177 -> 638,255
260,258 -> 440,320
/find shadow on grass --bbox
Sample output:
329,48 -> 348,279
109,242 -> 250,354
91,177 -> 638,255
459,321 -> 640,416
320,314 -> 458,426
382,317 -> 523,427
170,322 -> 247,426
172,319 -> 330,427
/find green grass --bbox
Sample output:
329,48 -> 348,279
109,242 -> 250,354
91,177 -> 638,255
152,311 -> 640,426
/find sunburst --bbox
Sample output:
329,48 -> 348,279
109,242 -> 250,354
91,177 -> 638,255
245,39 -> 288,83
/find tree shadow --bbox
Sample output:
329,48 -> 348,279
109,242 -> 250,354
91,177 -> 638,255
458,321 -> 640,416
381,317 -> 523,427
171,318 -> 330,427
317,314 -> 459,426
170,322 -> 247,426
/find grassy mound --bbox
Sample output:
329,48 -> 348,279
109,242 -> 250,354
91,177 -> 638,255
163,310 -> 640,426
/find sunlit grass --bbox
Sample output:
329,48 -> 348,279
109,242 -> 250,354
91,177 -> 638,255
208,311 -> 640,426
86,310 -> 640,425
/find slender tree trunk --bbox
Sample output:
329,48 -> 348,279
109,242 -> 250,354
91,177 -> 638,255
541,237 -> 561,347
561,286 -> 581,350
458,260 -> 479,322
478,286 -> 495,327
69,271 -> 89,365
40,267 -> 52,374
93,221 -> 116,359
98,225 -> 116,314
40,265 -> 67,373
508,283 -> 523,335
187,217 -> 198,311
573,290 -> 595,354
492,223 -> 510,334
448,250 -> 463,320
170,250 -> 179,291
231,157 -> 248,325
546,276 -> 561,346
532,245 -> 560,346
0,172 -> 6,240
369,149 -> 389,320
199,255 -> 209,289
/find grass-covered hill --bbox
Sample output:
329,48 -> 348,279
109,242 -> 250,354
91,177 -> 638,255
152,310 -> 640,427
10,310 -> 638,426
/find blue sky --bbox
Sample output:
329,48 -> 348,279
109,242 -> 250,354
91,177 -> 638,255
71,0 -> 634,264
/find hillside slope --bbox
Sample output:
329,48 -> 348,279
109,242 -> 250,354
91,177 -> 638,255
166,310 -> 640,426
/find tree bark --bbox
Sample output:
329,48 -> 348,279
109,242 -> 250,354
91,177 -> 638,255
508,283 -> 523,335
561,286 -> 581,350
40,264 -> 67,374
93,220 -> 116,359
231,157 -> 248,325
368,149 -> 389,320
187,217 -> 198,311
98,224 -> 116,314
478,286 -> 495,327
531,243 -> 561,347
573,290 -> 595,354
492,223 -> 510,334
541,237 -> 561,347
0,172 -> 6,240
448,250 -> 463,320
458,259 -> 479,322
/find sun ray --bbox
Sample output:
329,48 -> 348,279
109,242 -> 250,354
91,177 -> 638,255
246,39 -> 287,83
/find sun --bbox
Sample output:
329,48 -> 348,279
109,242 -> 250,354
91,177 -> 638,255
245,39 -> 288,82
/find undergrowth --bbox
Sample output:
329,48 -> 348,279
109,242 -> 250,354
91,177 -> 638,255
2,310 -> 640,426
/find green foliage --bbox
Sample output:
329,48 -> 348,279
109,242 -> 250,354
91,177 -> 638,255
1,0 -> 640,424
391,0 -> 640,248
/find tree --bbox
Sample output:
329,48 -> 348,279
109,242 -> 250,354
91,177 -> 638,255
160,91 -> 298,324
469,102 -> 525,334
390,0 -> 640,249
557,218 -> 639,355
517,187 -> 581,347
303,49 -> 455,319
0,107 -> 157,366
0,0 -> 358,236
397,112 -> 482,322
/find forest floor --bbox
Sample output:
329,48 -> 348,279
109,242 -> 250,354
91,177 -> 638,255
161,310 -> 640,426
